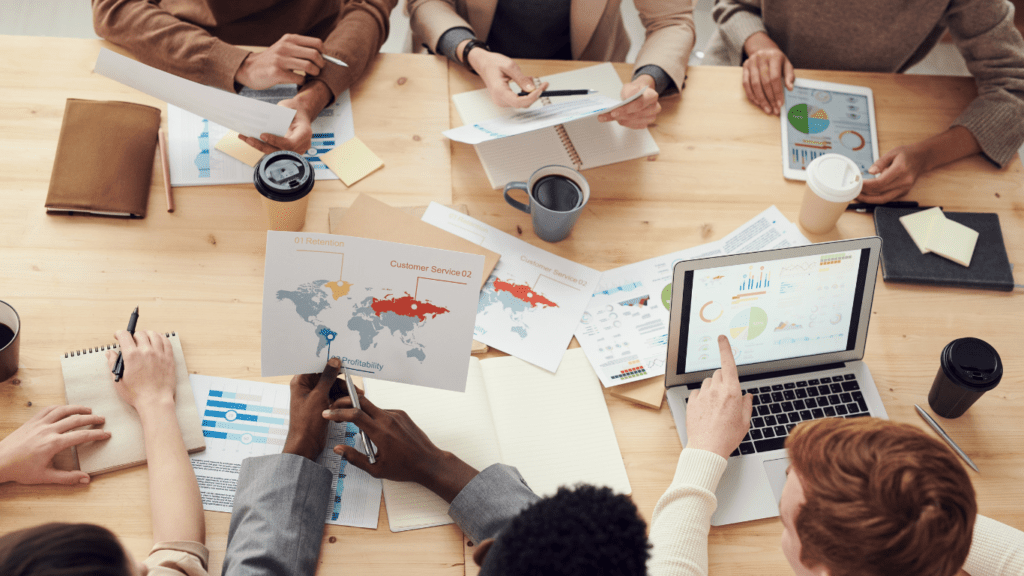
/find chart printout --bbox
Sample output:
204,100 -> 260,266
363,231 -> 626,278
684,249 -> 863,372
188,374 -> 382,528
421,203 -> 601,373
261,232 -> 484,391
575,206 -> 809,387
168,86 -> 355,186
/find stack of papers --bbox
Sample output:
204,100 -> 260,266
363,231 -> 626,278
575,207 -> 809,388
900,207 -> 979,267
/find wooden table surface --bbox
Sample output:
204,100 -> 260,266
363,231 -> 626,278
1,36 -> 1022,575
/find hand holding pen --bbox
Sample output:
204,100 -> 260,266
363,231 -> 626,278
112,306 -> 139,381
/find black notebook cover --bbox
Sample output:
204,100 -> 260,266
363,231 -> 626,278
873,207 -> 1013,291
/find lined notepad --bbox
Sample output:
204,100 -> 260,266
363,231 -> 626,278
364,348 -> 631,532
452,63 -> 659,189
61,333 -> 205,475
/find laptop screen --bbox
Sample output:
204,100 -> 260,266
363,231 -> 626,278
674,247 -> 871,375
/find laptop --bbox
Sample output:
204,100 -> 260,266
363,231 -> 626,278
665,237 -> 889,526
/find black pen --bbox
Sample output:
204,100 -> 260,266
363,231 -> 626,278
516,89 -> 596,97
847,201 -> 935,214
112,306 -> 139,382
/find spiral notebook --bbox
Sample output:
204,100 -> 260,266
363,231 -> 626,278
452,63 -> 660,189
61,332 -> 205,475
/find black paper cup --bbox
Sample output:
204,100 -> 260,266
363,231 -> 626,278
928,337 -> 1002,418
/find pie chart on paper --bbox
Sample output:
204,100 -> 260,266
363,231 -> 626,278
788,104 -> 830,134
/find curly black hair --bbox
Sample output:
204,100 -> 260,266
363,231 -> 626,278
484,484 -> 650,576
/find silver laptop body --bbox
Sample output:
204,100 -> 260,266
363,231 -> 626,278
664,237 -> 889,526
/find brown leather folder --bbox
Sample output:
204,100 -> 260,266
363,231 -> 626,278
45,99 -> 161,218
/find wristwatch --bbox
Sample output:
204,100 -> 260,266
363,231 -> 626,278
462,39 -> 490,75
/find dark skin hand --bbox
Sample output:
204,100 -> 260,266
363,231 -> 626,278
324,395 -> 479,503
281,357 -> 343,461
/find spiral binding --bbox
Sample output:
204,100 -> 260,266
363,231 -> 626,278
538,78 -> 583,171
64,332 -> 177,358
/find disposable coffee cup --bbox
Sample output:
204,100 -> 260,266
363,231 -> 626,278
928,337 -> 1002,419
0,300 -> 21,382
798,154 -> 863,234
503,165 -> 590,242
254,151 -> 315,232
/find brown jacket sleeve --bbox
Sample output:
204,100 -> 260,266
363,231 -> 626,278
92,0 -> 249,92
315,0 -> 399,101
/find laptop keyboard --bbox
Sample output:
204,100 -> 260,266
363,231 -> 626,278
686,373 -> 870,457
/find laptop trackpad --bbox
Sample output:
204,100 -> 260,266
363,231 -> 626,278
763,457 -> 790,506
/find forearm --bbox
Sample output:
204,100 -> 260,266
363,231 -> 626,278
138,400 -> 205,544
712,0 -> 767,53
913,126 -> 982,172
92,0 -> 247,92
421,451 -> 479,503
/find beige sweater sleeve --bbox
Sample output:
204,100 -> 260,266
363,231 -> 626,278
633,0 -> 698,92
91,0 -> 249,93
407,0 -> 476,54
143,541 -> 210,576
648,448 -> 729,576
944,0 -> 1024,167
963,515 -> 1024,576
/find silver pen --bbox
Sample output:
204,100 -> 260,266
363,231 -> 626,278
342,365 -> 376,464
914,405 -> 978,473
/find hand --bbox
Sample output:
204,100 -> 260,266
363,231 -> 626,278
598,75 -> 661,129
0,405 -> 111,485
105,330 -> 177,413
464,44 -> 549,108
742,32 -> 794,115
235,34 -> 326,90
282,358 -> 343,461
323,394 -> 478,503
239,81 -> 332,154
858,144 -> 929,204
685,335 -> 753,459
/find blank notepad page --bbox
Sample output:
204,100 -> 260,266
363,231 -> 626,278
364,359 -> 503,531
480,348 -> 632,497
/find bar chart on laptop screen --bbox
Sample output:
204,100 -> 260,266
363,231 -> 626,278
685,251 -> 862,372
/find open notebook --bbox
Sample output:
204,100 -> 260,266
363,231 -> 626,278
452,62 -> 660,189
364,347 -> 631,532
61,332 -> 205,475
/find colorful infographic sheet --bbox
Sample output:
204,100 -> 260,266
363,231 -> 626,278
784,86 -> 874,176
684,249 -> 862,372
261,232 -> 484,392
575,207 -> 810,387
188,374 -> 382,528
168,86 -> 354,186
421,203 -> 601,373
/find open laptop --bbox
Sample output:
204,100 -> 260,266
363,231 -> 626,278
665,237 -> 889,526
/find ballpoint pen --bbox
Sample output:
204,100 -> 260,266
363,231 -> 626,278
915,404 -> 979,472
112,306 -> 138,382
342,364 -> 376,464
516,89 -> 596,97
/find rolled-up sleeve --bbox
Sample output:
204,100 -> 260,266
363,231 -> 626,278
447,463 -> 541,544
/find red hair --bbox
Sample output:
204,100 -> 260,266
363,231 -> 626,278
786,418 -> 976,576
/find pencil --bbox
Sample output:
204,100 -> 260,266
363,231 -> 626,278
158,129 -> 173,213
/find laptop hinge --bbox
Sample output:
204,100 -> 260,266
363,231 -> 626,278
684,361 -> 849,389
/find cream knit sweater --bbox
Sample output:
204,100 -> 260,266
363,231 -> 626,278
648,448 -> 1024,575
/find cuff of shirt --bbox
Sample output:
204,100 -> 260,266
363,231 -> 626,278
448,463 -> 541,544
675,447 -> 729,491
951,97 -> 1024,168
633,64 -> 676,95
437,27 -> 478,65
720,12 -> 768,58
145,541 -> 210,573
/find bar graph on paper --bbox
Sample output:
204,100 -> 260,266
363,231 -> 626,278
189,375 -> 382,528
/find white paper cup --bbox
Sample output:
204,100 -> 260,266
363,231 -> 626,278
799,154 -> 863,234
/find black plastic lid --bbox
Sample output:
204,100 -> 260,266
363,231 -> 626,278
254,151 -> 315,202
941,337 -> 1002,390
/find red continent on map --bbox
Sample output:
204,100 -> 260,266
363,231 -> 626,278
371,294 -> 449,322
493,279 -> 558,308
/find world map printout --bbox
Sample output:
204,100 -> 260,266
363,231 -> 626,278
261,232 -> 484,392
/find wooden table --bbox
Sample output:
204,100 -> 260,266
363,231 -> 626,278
1,36 -> 1021,575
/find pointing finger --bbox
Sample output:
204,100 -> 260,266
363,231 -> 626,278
717,335 -> 738,384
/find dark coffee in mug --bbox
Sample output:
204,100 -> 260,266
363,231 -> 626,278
0,323 -> 14,349
532,175 -> 582,212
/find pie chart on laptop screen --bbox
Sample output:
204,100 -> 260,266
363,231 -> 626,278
788,103 -> 830,134
729,307 -> 768,341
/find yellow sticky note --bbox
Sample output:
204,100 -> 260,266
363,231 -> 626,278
899,207 -> 943,254
321,137 -> 384,186
215,131 -> 265,167
925,216 -> 979,267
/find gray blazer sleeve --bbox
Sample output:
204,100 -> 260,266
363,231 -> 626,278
447,463 -> 541,543
222,454 -> 333,576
